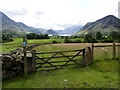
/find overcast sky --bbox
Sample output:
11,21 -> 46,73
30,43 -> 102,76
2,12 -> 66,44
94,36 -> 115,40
0,0 -> 119,30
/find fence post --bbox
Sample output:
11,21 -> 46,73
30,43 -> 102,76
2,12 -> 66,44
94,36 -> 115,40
113,43 -> 116,59
85,47 -> 92,65
23,37 -> 28,79
32,50 -> 36,72
91,43 -> 94,62
82,48 -> 86,66
118,43 -> 120,59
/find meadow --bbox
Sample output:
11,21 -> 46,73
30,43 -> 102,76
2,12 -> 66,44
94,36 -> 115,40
1,38 -> 84,53
1,38 -> 64,53
2,38 -> 119,88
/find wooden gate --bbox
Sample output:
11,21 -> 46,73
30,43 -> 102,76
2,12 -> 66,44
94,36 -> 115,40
35,49 -> 85,71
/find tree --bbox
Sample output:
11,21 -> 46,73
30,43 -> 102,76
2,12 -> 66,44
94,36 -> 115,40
109,31 -> 118,40
96,32 -> 102,40
64,36 -> 70,43
27,33 -> 37,39
84,34 -> 92,41
35,34 -> 40,39
2,34 -> 13,43
27,33 -> 50,39
44,34 -> 49,39
84,34 -> 98,43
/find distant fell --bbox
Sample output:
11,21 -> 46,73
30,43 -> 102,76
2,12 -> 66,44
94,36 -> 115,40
76,15 -> 120,35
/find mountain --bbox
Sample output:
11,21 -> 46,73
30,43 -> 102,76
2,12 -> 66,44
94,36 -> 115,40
17,22 -> 42,34
1,11 -> 81,36
43,29 -> 58,35
76,15 -> 120,35
1,12 -> 25,34
1,11 -> 42,35
55,25 -> 82,36
62,25 -> 82,35
37,28 -> 48,33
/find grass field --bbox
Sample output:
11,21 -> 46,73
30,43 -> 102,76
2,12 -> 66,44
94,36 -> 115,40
1,38 -> 64,53
2,41 -> 119,88
2,59 -> 118,88
1,38 -> 84,53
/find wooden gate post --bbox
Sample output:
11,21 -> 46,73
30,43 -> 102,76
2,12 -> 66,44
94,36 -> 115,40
82,48 -> 86,66
91,43 -> 94,62
118,43 -> 120,59
113,43 -> 116,59
23,37 -> 28,79
85,47 -> 92,65
32,50 -> 36,72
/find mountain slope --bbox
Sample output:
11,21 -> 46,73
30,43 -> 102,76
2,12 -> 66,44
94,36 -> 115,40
17,22 -> 42,34
63,25 -> 82,35
76,15 -> 120,35
55,25 -> 82,36
1,12 -> 42,35
1,12 -> 24,33
43,29 -> 58,35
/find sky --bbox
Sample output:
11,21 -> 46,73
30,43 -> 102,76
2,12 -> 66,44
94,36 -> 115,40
0,0 -> 119,30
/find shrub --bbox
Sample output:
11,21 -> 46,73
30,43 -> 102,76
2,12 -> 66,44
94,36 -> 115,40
84,38 -> 98,43
96,32 -> 102,40
64,40 -> 82,43
64,36 -> 70,43
27,33 -> 50,39
2,34 -> 13,43
102,39 -> 114,43
52,40 -> 58,43
71,40 -> 82,43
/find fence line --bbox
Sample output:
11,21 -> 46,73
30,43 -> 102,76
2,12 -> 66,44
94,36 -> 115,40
2,40 -> 120,79
91,43 -> 120,60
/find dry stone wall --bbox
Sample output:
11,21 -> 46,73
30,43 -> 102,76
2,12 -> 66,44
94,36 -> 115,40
1,48 -> 24,80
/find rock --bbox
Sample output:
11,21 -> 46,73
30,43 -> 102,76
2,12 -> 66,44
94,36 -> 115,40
2,48 -> 24,80
64,79 -> 68,82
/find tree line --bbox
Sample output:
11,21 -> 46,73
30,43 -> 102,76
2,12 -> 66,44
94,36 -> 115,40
1,31 -> 120,43
84,31 -> 120,43
1,34 -> 13,43
64,31 -> 120,43
26,33 -> 49,39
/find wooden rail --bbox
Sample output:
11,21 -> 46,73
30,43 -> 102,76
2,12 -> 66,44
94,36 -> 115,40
36,55 -> 82,60
36,49 -> 83,54
91,43 -> 120,60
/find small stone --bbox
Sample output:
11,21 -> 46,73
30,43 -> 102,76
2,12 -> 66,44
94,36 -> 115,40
64,79 -> 68,82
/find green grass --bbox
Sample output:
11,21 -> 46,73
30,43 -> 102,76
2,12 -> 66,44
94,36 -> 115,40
1,45 -> 22,53
2,38 -> 64,45
1,38 -> 83,53
28,39 -> 64,44
1,38 -> 64,53
3,38 -> 23,45
2,59 -> 118,88
70,38 -> 84,42
1,38 -> 23,53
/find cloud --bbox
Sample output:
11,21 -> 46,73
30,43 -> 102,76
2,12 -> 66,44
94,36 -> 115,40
0,0 -> 119,30
36,11 -> 44,15
1,9 -> 27,18
118,1 -> 120,18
